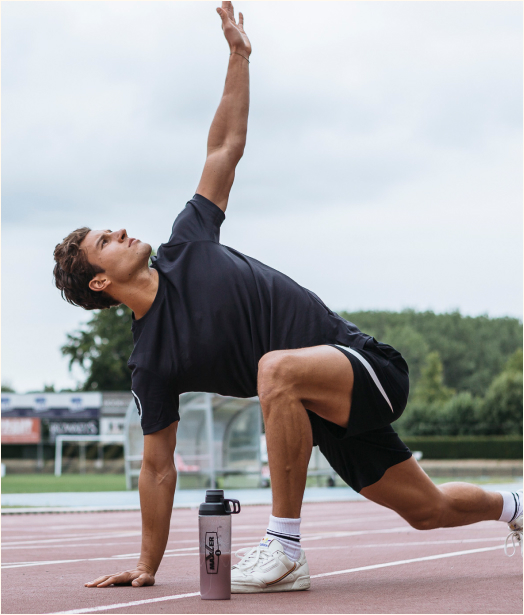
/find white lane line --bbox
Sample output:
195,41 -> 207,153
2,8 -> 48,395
1,522 -> 143,533
2,517 -> 380,546
3,531 -> 413,569
1,526 -> 413,552
3,534 -> 505,570
2,542 -> 141,552
1,553 -> 198,570
53,592 -> 201,614
306,537 -> 504,550
50,544 -> 506,614
310,545 -> 504,579
2,532 -> 141,547
302,526 -> 414,541
3,536 -> 202,551
1,527 -> 198,545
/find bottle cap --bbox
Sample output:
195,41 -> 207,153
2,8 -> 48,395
199,489 -> 241,516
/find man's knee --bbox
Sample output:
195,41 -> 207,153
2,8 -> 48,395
257,350 -> 299,409
403,497 -> 446,531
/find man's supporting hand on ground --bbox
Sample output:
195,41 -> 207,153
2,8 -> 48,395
85,422 -> 178,588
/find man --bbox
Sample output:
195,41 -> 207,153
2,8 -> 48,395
53,2 -> 522,593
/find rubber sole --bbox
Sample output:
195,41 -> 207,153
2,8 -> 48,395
231,575 -> 311,593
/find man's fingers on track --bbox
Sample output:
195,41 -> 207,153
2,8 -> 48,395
85,575 -> 112,587
95,576 -> 121,587
96,572 -> 129,587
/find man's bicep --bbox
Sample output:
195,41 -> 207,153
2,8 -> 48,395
196,146 -> 242,214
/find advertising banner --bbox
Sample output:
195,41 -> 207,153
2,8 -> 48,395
101,392 -> 133,417
1,417 -> 41,443
43,419 -> 99,443
100,417 -> 126,437
1,393 -> 102,419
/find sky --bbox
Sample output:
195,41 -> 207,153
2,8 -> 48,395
2,1 -> 522,393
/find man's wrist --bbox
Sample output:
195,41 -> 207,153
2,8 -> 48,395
137,561 -> 156,575
230,51 -> 250,64
230,46 -> 250,58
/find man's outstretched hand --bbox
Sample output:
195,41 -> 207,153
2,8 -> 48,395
85,566 -> 155,588
217,1 -> 251,58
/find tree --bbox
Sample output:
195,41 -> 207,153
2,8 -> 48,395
440,392 -> 483,436
61,306 -> 134,391
395,351 -> 455,437
341,309 -> 522,395
504,348 -> 523,374
381,325 -> 429,385
411,351 -> 455,405
478,349 -> 523,435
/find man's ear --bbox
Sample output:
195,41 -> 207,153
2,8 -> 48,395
89,273 -> 111,293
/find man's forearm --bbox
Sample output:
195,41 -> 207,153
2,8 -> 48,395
207,52 -> 250,153
137,465 -> 177,574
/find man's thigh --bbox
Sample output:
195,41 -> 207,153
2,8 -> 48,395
360,456 -> 442,518
259,345 -> 354,428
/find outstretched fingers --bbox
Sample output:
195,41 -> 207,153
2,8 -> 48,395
238,11 -> 244,30
216,6 -> 229,27
85,571 -> 130,587
222,1 -> 236,23
85,569 -> 155,588
85,574 -> 115,588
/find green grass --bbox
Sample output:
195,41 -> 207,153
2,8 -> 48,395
3,472 -> 520,495
1,473 -> 126,493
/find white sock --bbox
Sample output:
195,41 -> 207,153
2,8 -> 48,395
498,491 -> 522,523
266,514 -> 302,561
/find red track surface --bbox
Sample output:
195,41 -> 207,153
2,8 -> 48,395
2,501 -> 522,614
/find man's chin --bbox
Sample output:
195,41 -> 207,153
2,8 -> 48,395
136,240 -> 152,254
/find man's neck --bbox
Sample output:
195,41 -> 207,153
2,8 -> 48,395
120,267 -> 159,320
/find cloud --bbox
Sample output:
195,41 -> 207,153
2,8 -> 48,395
3,2 -> 521,224
1,1 -> 522,391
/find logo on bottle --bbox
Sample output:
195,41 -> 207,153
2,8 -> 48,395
205,532 -> 221,574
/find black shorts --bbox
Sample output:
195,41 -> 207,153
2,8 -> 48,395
307,338 -> 412,493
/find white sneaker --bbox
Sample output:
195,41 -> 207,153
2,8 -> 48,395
504,490 -> 522,558
231,536 -> 310,593
504,514 -> 523,558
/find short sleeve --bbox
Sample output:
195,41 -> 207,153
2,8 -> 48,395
130,364 -> 180,436
164,194 -> 225,246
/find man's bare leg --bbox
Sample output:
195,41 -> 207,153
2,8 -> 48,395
257,345 -> 506,528
361,455 -> 503,528
230,345 -> 354,593
233,345 -> 520,593
257,345 -> 354,518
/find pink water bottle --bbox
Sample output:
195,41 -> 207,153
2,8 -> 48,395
199,489 -> 241,600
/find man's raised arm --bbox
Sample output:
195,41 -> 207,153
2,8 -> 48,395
196,1 -> 251,213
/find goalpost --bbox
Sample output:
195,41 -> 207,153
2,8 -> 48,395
54,434 -> 125,476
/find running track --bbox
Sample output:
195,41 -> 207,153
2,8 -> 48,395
2,501 -> 522,614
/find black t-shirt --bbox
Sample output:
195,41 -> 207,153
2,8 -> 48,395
129,194 -> 371,434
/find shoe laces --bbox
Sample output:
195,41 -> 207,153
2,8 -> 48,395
233,545 -> 273,570
504,528 -> 522,558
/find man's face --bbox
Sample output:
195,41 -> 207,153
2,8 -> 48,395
82,228 -> 152,293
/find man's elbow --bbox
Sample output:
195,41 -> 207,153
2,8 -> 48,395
209,140 -> 245,163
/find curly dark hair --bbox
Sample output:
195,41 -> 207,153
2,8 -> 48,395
53,227 -> 121,310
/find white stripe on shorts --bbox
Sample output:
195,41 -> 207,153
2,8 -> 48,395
335,345 -> 394,413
